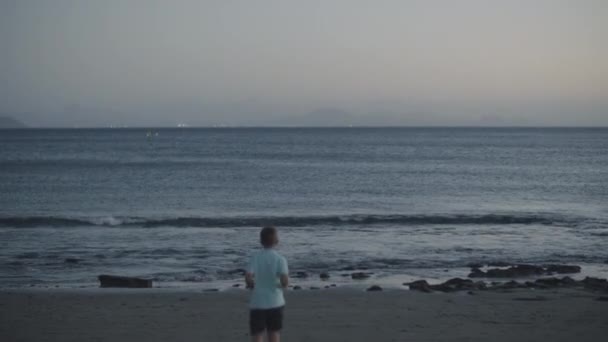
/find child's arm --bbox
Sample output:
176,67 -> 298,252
245,255 -> 255,289
279,274 -> 289,288
278,256 -> 289,288
245,272 -> 255,289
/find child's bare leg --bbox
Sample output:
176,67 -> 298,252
268,331 -> 280,342
251,333 -> 264,342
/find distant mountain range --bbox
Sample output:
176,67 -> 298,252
273,108 -> 355,126
0,116 -> 27,128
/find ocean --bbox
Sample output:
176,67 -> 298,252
1,127 -> 607,288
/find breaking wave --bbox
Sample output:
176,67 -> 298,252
0,213 -> 591,229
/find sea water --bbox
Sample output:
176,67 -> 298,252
1,127 -> 607,288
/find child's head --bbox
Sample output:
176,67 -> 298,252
260,226 -> 278,248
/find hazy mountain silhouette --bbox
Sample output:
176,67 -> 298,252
0,116 -> 27,128
274,108 -> 355,126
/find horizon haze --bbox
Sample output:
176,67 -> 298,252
1,0 -> 607,127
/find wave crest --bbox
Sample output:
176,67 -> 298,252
0,213 -> 586,228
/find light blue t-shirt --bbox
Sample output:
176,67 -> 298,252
247,248 -> 289,309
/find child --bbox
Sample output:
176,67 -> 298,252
245,226 -> 289,342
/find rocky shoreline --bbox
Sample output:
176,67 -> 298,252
92,263 -> 608,294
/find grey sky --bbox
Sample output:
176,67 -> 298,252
1,0 -> 606,127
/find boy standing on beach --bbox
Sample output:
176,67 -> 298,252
245,226 -> 289,342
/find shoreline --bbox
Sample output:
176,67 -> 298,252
5,261 -> 608,292
2,287 -> 607,342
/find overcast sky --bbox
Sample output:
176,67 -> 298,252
1,0 -> 606,127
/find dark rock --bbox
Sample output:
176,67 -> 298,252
407,280 -> 432,293
293,271 -> 309,279
468,268 -> 486,278
581,277 -> 608,291
64,258 -> 81,264
532,276 -> 576,288
204,288 -> 219,292
437,278 -> 479,292
492,264 -> 544,277
561,276 -> 577,286
535,277 -> 562,287
340,266 -> 356,271
526,281 -> 545,289
466,262 -> 484,268
330,284 -> 337,287
309,286 -> 320,290
477,264 -> 544,278
421,278 -> 487,292
545,264 -> 581,274
320,272 -> 330,280
429,283 -> 452,292
445,278 -> 474,287
232,283 -> 241,287
293,285 -> 302,290
340,273 -> 351,277
501,280 -> 523,289
98,275 -> 152,288
351,272 -> 371,280
512,296 -> 548,301
367,285 -> 383,292
487,261 -> 511,267
475,281 -> 487,290
469,264 -> 581,279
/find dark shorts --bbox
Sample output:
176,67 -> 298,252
249,306 -> 284,335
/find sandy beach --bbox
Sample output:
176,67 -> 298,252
2,288 -> 607,342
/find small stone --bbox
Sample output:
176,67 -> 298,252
366,285 -> 382,291
98,275 -> 152,288
309,286 -> 320,290
293,285 -> 302,290
320,272 -> 330,280
544,264 -> 581,274
232,283 -> 241,287
351,272 -> 371,280
407,280 -> 432,293
468,268 -> 486,278
581,277 -> 608,291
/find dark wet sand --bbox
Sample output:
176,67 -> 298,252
1,288 -> 607,342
